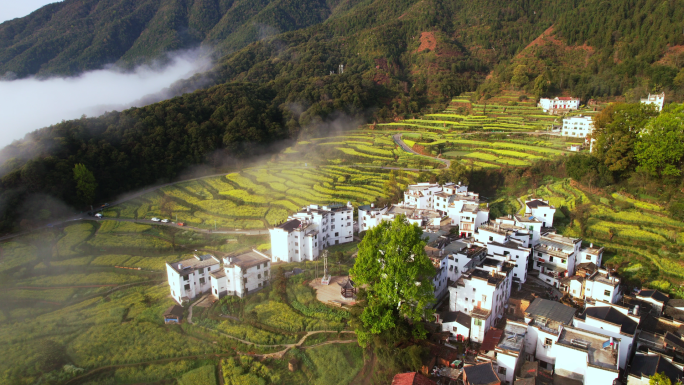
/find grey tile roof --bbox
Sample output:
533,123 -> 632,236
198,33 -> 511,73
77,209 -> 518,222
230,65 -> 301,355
525,298 -> 575,325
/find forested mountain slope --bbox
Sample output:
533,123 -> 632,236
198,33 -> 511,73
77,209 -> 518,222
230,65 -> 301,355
476,0 -> 684,101
0,0 -> 350,78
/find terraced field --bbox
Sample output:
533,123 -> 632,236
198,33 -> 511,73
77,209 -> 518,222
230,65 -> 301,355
102,131 -> 447,230
527,179 -> 684,297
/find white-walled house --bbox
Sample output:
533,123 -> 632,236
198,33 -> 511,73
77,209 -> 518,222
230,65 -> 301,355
552,326 -> 620,385
640,93 -> 665,112
538,97 -> 581,114
447,255 -> 514,343
358,204 -> 388,233
166,254 -> 221,304
533,233 -> 582,288
584,269 -> 622,304
495,320 -> 528,384
573,300 -> 640,370
473,223 -> 531,284
578,244 -> 604,268
447,203 -> 489,238
210,249 -> 271,298
269,203 -> 353,262
636,289 -> 669,315
269,218 -> 320,263
562,115 -> 594,139
524,199 -> 556,228
404,183 -> 442,209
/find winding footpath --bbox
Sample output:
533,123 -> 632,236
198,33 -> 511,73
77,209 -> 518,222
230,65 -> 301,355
392,133 -> 451,168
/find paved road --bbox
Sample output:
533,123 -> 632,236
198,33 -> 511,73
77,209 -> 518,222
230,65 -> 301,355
392,133 -> 451,168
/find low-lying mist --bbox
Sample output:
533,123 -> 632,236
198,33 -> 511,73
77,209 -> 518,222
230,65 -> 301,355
0,48 -> 213,148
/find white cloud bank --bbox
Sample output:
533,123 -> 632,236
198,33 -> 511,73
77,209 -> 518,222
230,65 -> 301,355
0,49 -> 213,148
0,1 -> 63,23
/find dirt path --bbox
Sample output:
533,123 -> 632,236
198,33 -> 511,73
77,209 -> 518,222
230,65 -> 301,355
392,133 -> 451,168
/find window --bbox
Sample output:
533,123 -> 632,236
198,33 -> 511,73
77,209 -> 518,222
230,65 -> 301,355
545,338 -> 553,347
295,242 -> 298,246
295,250 -> 299,254
264,262 -> 268,268
514,273 -> 517,277
549,256 -> 554,262
184,284 -> 190,291
335,232 -> 339,237
258,283 -> 262,287
199,278 -> 205,284
453,327 -> 457,332
604,289 -> 611,296
183,275 -> 189,281
586,255 -> 591,260
198,268 -> 204,274
537,252 -> 542,257
474,319 -> 482,326
489,236 -> 493,242
257,264 -> 260,269
264,270 -> 269,276
482,295 -> 487,303
347,222 -> 351,226
243,278 -> 248,284
214,289 -> 218,294
498,367 -> 507,375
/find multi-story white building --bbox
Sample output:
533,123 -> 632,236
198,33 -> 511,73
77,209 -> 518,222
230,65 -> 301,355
522,298 -> 620,385
641,93 -> 665,112
166,254 -> 221,304
573,300 -> 640,370
578,243 -> 604,268
269,203 -> 353,262
562,115 -> 594,139
447,254 -> 514,343
473,223 -> 531,283
404,182 -> 442,209
584,269 -> 622,304
533,233 -> 582,288
357,203 -> 388,233
447,202 -> 489,238
495,320 -> 528,384
524,199 -> 556,228
538,97 -> 581,114
210,250 -> 271,298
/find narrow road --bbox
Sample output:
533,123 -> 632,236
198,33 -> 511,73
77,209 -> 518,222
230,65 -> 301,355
392,133 -> 451,168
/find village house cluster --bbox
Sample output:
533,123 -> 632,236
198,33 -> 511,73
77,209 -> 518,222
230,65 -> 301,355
164,180 -> 683,385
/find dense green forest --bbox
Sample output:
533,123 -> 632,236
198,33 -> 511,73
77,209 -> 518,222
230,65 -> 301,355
1,0 -> 683,232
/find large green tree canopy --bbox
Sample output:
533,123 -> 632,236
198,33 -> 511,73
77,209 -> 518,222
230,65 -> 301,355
592,103 -> 659,174
350,216 -> 436,347
635,104 -> 684,177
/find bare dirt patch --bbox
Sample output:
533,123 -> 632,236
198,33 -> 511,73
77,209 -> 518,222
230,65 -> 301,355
658,45 -> 684,66
416,31 -> 437,53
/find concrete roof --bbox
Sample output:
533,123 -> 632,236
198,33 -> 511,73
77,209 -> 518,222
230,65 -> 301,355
580,306 -> 638,335
226,250 -> 270,269
557,327 -> 618,369
167,254 -> 220,275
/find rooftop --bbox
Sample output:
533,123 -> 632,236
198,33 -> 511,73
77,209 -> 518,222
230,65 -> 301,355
587,271 -> 620,286
638,289 -> 669,304
525,298 -> 575,326
580,246 -> 603,256
630,352 -> 683,383
167,254 -> 220,275
557,327 -> 618,369
463,362 -> 500,385
441,311 -> 471,326
514,214 -> 542,224
526,199 -> 551,209
580,306 -> 638,336
225,250 -> 270,269
164,305 -> 184,318
497,322 -> 527,353
275,219 -> 303,232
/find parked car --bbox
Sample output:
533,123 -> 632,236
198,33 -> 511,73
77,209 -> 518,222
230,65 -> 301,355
95,213 -> 103,219
161,219 -> 169,223
177,222 -> 185,226
151,217 -> 160,222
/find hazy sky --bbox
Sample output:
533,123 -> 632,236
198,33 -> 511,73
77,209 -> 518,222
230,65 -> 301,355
0,50 -> 212,148
0,1 -> 63,23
